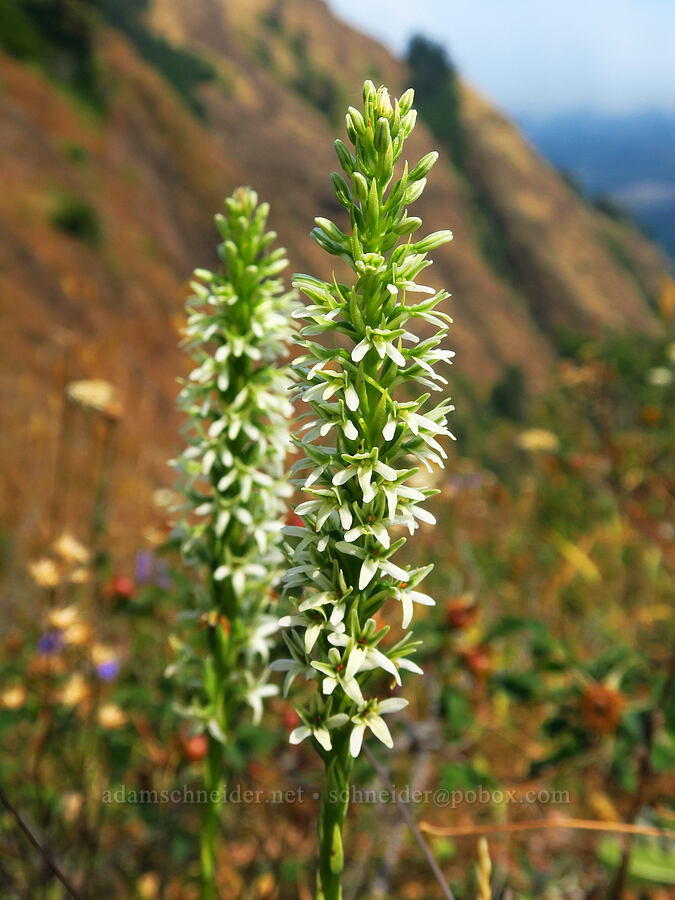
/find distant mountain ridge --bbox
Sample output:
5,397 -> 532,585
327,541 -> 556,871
521,110 -> 675,259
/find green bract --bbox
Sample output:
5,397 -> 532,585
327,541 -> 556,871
170,186 -> 295,898
278,81 -> 454,899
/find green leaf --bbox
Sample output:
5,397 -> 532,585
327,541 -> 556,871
598,837 -> 675,884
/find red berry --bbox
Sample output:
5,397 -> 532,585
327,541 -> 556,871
107,574 -> 136,599
446,597 -> 479,631
183,733 -> 208,762
463,646 -> 493,678
282,706 -> 300,731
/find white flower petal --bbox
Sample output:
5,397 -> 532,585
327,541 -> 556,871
327,714 -> 350,729
344,385 -> 360,411
401,594 -> 413,628
333,467 -> 355,486
369,648 -> 400,683
384,342 -> 406,367
371,523 -> 390,549
368,714 -> 393,748
382,418 -> 396,442
410,590 -> 435,607
357,465 -> 372,497
305,623 -> 322,653
374,461 -> 398,481
289,725 -> 312,745
314,727 -> 333,751
377,697 -> 409,715
398,658 -> 424,674
352,340 -> 370,362
412,506 -> 436,525
346,647 -> 367,679
350,723 -> 366,758
342,677 -> 365,705
343,420 -> 358,441
323,676 -> 338,696
359,557 -> 378,590
338,505 -> 353,530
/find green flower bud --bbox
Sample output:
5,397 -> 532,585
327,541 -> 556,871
398,87 -> 415,115
351,171 -> 369,207
334,139 -> 356,175
379,140 -> 394,183
404,178 -> 427,205
366,177 -> 380,233
315,217 -> 348,245
362,79 -> 376,110
330,172 -> 352,208
409,150 -> 439,181
345,113 -> 357,144
393,216 -> 422,236
347,106 -> 366,135
374,116 -> 392,153
412,230 -> 454,253
401,109 -> 417,136
375,85 -> 393,119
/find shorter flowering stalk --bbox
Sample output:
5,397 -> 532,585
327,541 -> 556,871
279,81 -> 454,899
171,187 -> 294,898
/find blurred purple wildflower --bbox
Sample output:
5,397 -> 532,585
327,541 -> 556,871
96,659 -> 120,682
155,560 -> 172,589
135,550 -> 154,584
38,631 -> 63,655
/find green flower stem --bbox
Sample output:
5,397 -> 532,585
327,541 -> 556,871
317,736 -> 353,900
200,622 -> 228,900
200,733 -> 223,900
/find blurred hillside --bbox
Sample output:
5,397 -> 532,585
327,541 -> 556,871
0,0 -> 672,566
522,111 -> 675,260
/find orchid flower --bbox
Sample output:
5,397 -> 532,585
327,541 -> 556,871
278,82 -> 454,898
171,187 -> 294,898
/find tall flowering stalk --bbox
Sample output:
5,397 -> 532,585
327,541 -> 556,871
171,187 -> 295,899
277,82 -> 454,899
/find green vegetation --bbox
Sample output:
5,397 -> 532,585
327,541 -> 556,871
490,363 -> 529,421
94,0 -> 215,118
407,34 -> 466,169
61,139 -> 90,165
0,0 -> 215,116
49,193 -> 103,246
601,230 -> 658,309
261,0 -> 284,33
407,35 -> 523,291
0,0 -> 103,108
260,7 -> 344,126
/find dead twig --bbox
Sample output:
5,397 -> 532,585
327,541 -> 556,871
0,783 -> 83,900
363,744 -> 456,900
419,818 -> 675,840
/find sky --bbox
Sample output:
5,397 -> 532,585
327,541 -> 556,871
327,0 -> 675,119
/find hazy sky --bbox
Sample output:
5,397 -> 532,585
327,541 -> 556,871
327,0 -> 675,118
